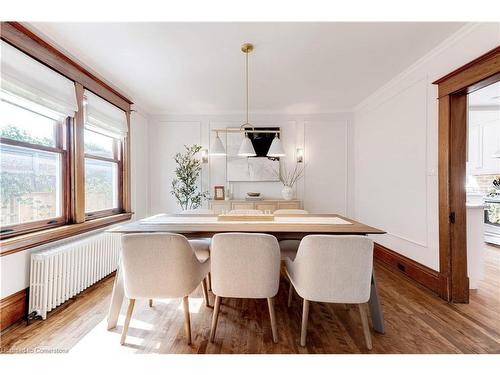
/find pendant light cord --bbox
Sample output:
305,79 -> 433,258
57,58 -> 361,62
246,50 -> 249,126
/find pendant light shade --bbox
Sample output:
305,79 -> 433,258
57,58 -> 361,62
267,135 -> 286,157
211,133 -> 226,156
238,135 -> 256,156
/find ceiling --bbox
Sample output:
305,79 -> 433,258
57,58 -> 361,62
28,22 -> 466,115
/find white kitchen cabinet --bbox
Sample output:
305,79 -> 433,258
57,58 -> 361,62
467,110 -> 500,175
467,123 -> 481,169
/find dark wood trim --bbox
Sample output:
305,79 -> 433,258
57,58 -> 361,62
0,137 -> 64,154
438,95 -> 452,301
374,243 -> 441,295
72,83 -> 86,224
435,47 -> 500,303
85,208 -> 122,221
122,112 -> 132,213
84,153 -> 119,164
433,46 -> 500,83
449,93 -> 469,302
0,22 -> 132,112
0,288 -> 28,332
0,213 -> 132,257
433,45 -> 500,97
0,217 -> 67,240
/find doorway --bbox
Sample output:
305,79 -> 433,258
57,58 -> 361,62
466,82 -> 500,297
434,46 -> 500,303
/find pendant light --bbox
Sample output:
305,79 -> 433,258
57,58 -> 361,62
267,133 -> 286,157
210,43 -> 286,158
238,43 -> 256,157
211,131 -> 226,156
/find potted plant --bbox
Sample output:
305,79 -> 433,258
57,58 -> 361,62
275,162 -> 304,200
171,145 -> 208,210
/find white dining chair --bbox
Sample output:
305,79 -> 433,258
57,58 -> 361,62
285,235 -> 374,349
274,209 -> 309,260
181,208 -> 213,289
227,209 -> 264,214
120,233 -> 210,345
209,233 -> 281,343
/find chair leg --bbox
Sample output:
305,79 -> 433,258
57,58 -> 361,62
209,295 -> 222,342
288,282 -> 294,307
182,296 -> 192,344
120,299 -> 135,345
207,272 -> 212,291
267,297 -> 278,343
358,303 -> 372,350
300,299 -> 310,347
149,299 -> 153,307
201,278 -> 210,307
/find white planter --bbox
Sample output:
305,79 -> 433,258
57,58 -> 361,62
281,186 -> 293,200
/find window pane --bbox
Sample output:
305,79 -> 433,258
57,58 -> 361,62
85,158 -> 118,212
0,144 -> 62,226
0,100 -> 58,147
84,129 -> 114,158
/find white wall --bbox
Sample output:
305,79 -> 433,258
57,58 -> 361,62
148,113 -> 353,215
353,23 -> 500,270
0,107 -> 151,299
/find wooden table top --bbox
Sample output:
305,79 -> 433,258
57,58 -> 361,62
108,213 -> 385,237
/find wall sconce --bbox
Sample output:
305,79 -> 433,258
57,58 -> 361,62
201,148 -> 209,164
296,148 -> 304,163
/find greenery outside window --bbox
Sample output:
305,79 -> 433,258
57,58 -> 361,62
0,99 -> 68,237
84,129 -> 122,219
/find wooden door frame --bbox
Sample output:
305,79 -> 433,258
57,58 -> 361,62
433,46 -> 500,303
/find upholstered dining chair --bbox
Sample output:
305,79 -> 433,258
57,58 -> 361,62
227,209 -> 264,214
273,209 -> 309,260
285,235 -> 374,349
209,233 -> 281,343
181,208 -> 213,290
120,233 -> 210,345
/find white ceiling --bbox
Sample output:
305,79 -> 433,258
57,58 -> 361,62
28,22 -> 466,115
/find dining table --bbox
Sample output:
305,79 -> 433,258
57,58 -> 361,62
106,213 -> 387,333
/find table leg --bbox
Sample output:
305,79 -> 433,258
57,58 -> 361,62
368,269 -> 385,334
107,265 -> 125,330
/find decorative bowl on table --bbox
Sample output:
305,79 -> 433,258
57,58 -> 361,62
246,192 -> 261,197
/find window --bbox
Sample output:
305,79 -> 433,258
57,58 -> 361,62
0,34 -> 131,250
0,99 -> 67,235
84,129 -> 121,217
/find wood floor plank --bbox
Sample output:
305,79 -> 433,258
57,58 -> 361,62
1,247 -> 499,354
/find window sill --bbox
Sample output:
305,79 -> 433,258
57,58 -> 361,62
0,213 -> 132,257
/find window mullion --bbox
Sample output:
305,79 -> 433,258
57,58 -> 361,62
71,82 -> 86,224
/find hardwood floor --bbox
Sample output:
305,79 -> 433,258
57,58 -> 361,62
1,249 -> 499,354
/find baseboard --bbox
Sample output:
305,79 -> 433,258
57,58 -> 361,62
374,242 -> 441,295
0,288 -> 28,332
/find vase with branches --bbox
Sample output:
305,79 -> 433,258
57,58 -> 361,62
171,145 -> 209,210
275,162 -> 305,200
